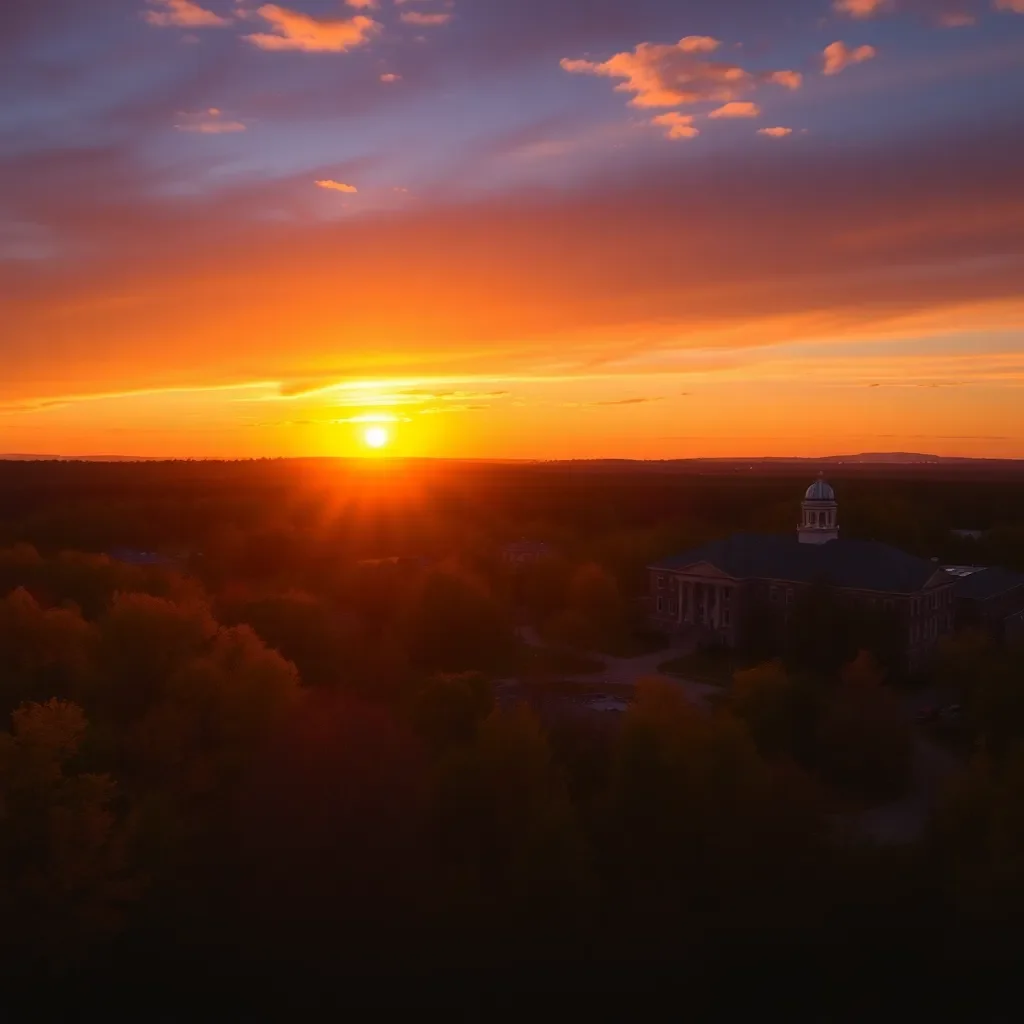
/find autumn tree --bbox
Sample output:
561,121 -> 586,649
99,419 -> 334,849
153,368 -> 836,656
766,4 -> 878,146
411,671 -> 494,752
729,659 -> 818,762
0,588 -> 93,714
603,679 -> 826,942
404,567 -> 515,673
0,700 -> 137,967
94,593 -> 218,723
815,656 -> 912,799
434,705 -> 592,950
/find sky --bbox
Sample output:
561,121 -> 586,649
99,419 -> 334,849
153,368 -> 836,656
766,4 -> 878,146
2,0 -> 1023,459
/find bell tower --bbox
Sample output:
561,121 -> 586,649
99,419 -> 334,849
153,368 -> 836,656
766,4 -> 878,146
798,474 -> 838,545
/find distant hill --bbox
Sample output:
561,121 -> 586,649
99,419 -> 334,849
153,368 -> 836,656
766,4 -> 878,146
0,454 -> 170,462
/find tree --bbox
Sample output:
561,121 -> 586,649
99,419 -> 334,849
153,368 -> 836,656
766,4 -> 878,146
128,625 -> 300,797
95,593 -> 217,723
604,679 -> 826,938
411,671 -> 493,752
435,705 -> 592,947
931,747 -> 1024,925
220,588 -> 357,688
0,588 -> 93,714
815,666 -> 912,800
404,567 -> 515,673
0,700 -> 137,966
568,562 -> 625,647
729,659 -> 818,762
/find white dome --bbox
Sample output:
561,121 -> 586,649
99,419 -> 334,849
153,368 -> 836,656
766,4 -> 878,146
804,477 -> 835,501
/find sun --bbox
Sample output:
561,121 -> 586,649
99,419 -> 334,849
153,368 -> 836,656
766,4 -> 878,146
363,425 -> 390,449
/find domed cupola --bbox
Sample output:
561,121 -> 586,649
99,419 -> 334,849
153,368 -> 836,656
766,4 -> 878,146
798,474 -> 839,544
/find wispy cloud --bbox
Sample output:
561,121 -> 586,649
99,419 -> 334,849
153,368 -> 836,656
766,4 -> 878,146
144,0 -> 230,28
823,41 -> 877,75
244,4 -> 379,52
380,72 -> 401,82
938,11 -> 976,25
709,101 -> 761,118
561,36 -> 800,109
593,396 -> 664,405
995,0 -> 1024,12
758,126 -> 794,137
400,11 -> 452,26
174,108 -> 246,133
315,179 -> 358,193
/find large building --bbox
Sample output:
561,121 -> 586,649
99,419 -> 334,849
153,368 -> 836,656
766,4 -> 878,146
944,564 -> 1024,646
647,477 -> 956,667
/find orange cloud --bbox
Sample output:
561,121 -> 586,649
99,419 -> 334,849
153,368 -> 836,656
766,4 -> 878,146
380,72 -> 401,82
174,108 -> 246,133
144,0 -> 230,27
650,112 -> 699,139
709,101 -> 761,118
244,5 -> 379,52
823,41 -> 877,75
768,70 -> 804,90
833,0 -> 889,17
347,0 -> 378,6
939,11 -> 976,24
995,0 -> 1024,11
561,37 -> 800,109
758,126 -> 793,137
315,180 -> 358,193
400,11 -> 452,25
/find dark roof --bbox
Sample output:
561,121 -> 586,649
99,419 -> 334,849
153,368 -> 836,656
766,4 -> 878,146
649,533 -> 947,595
952,566 -> 1024,601
106,548 -> 177,567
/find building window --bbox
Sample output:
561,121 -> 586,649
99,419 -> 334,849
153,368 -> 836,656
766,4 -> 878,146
770,585 -> 780,604
656,597 -> 664,614
786,587 -> 794,605
657,576 -> 666,589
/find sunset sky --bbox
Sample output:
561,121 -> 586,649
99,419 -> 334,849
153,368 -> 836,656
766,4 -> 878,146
3,0 -> 1023,459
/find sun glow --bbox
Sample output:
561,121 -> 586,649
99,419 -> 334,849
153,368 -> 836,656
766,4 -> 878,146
363,425 -> 390,449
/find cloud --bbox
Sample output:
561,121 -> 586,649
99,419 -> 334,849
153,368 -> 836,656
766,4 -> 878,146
174,108 -> 246,133
758,126 -> 794,137
708,101 -> 761,118
561,36 -> 801,109
144,0 -> 230,27
244,5 -> 379,52
823,41 -> 878,75
995,0 -> 1024,11
346,0 -> 378,6
938,11 -> 976,24
380,72 -> 401,82
768,70 -> 804,90
833,0 -> 889,16
594,397 -> 664,405
400,11 -> 452,26
315,180 -> 358,192
650,112 -> 699,140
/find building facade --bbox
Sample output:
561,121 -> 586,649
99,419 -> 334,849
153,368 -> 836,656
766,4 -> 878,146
647,477 -> 956,667
945,564 -> 1024,646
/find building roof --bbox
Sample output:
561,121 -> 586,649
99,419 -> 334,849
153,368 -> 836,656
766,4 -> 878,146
106,548 -> 177,567
804,477 -> 835,501
649,533 -> 947,594
951,565 -> 1024,601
